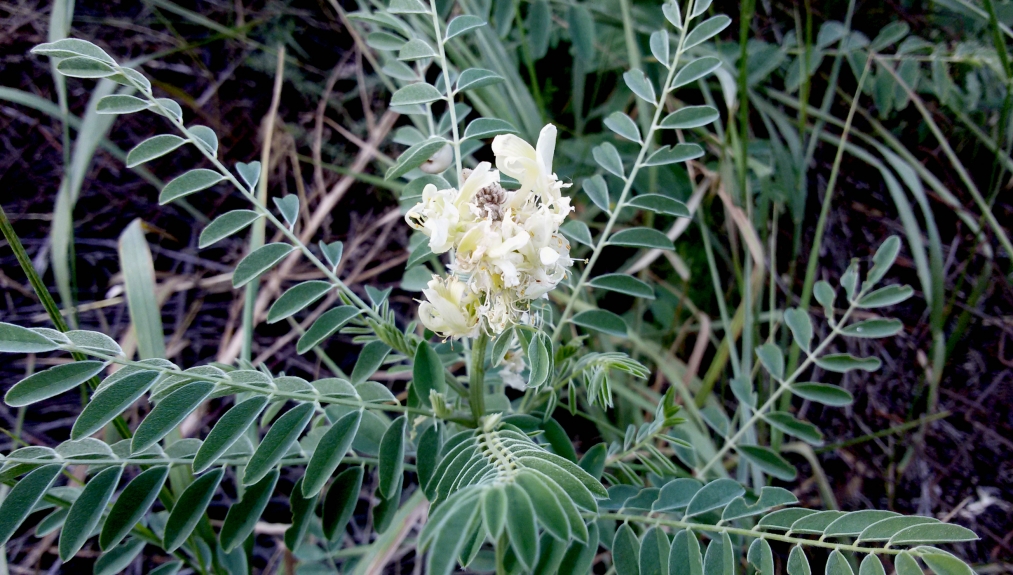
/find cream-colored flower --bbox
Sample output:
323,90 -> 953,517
418,275 -> 480,339
493,124 -> 569,211
407,124 -> 574,337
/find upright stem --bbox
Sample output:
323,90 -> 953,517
469,332 -> 489,422
550,2 -> 694,342
429,0 -> 463,184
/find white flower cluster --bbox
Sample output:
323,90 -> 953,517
406,124 -> 574,339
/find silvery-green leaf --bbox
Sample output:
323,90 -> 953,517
740,445 -> 797,481
813,280 -> 836,315
463,117 -> 519,140
888,523 -> 978,545
859,555 -> 887,575
792,382 -> 853,406
858,285 -> 914,308
456,68 -> 504,92
126,135 -> 186,168
660,105 -> 719,129
267,281 -> 333,324
235,161 -> 261,190
386,136 -> 449,180
388,0 -> 428,13
390,83 -> 442,107
589,274 -> 654,299
350,341 -> 391,385
32,38 -> 115,63
159,169 -> 224,204
220,469 -> 279,552
0,322 -> 58,353
604,112 -> 642,143
319,240 -> 344,270
99,466 -> 169,550
826,551 -> 855,575
189,125 -> 218,155
662,2 -> 683,29
650,31 -> 670,66
867,236 -> 901,286
243,403 -> 314,485
823,510 -> 901,537
669,530 -> 702,575
132,381 -> 215,452
764,412 -> 824,445
816,353 -> 882,373
917,548 -> 975,575
758,508 -> 817,531
71,370 -> 160,439
273,195 -> 299,227
755,343 -> 784,379
672,56 -> 722,89
4,361 -> 105,407
625,194 -> 690,217
322,465 -> 363,539
93,538 -> 145,575
783,307 -> 813,351
789,510 -> 847,534
612,523 -> 640,575
840,318 -> 903,338
592,143 -> 625,178
59,465 -> 122,560
56,56 -> 116,78
787,546 -> 810,575
162,468 -> 223,552
684,478 -> 743,517
624,69 -> 656,104
413,341 -> 445,405
232,243 -> 294,288
446,15 -> 486,40
302,410 -> 361,498
193,395 -> 268,473
297,306 -> 360,353
644,143 -> 704,166
691,0 -> 713,17
683,15 -> 731,49
0,464 -> 64,547
568,5 -> 596,65
96,94 -> 149,114
610,228 -> 674,250
560,220 -> 593,247
398,38 -> 438,61
582,175 -> 611,213
571,310 -> 627,337
366,31 -> 406,51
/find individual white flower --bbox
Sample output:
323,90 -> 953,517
405,162 -> 499,254
493,124 -> 568,210
404,184 -> 460,253
417,275 -> 480,339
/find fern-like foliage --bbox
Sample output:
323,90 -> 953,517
419,415 -> 608,574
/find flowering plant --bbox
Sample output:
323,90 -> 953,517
0,0 -> 984,574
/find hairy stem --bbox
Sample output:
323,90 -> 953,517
469,331 -> 489,421
551,0 -> 695,342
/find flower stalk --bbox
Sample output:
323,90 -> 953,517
468,331 -> 489,421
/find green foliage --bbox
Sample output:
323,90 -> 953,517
0,0 -> 990,573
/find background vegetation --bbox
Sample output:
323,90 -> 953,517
0,0 -> 1011,573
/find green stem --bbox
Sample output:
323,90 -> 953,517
469,332 -> 489,422
698,291 -> 865,477
551,0 -> 696,343
428,0 -> 464,185
0,204 -> 135,440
